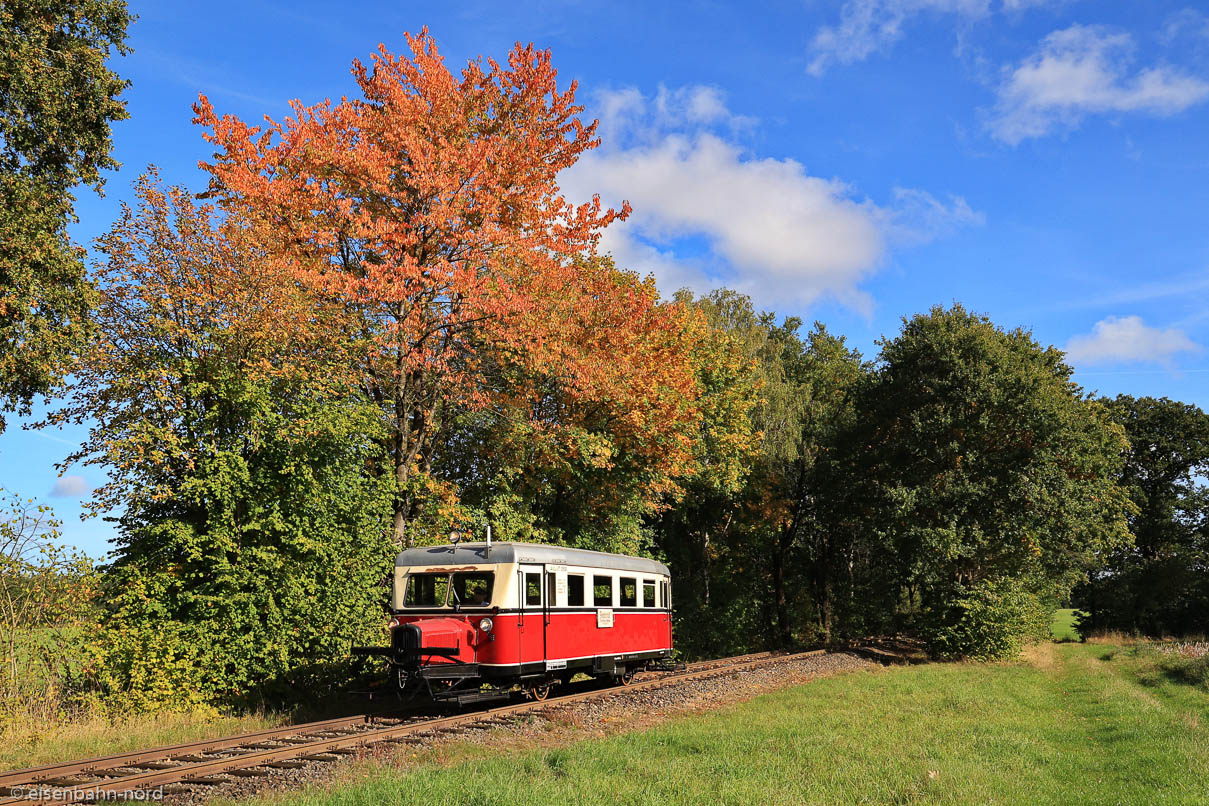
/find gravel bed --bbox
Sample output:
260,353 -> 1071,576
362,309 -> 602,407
168,650 -> 883,806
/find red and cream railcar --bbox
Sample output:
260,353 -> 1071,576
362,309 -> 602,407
374,541 -> 673,702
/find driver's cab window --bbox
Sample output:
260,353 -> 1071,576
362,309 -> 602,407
451,572 -> 494,608
404,573 -> 448,607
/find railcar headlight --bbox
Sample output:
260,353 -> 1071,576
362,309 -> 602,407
478,617 -> 493,632
388,616 -> 401,629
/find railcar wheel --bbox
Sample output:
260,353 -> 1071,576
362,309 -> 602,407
619,666 -> 636,686
528,681 -> 553,701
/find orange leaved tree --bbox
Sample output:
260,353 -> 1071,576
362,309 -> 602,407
193,29 -> 704,546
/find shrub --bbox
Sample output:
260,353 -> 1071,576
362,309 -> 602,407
923,578 -> 1051,661
82,623 -> 215,716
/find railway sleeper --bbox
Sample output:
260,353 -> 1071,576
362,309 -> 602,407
25,776 -> 98,787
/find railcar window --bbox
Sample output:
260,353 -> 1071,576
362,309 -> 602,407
450,572 -> 493,608
643,580 -> 655,607
403,573 -> 448,607
620,577 -> 637,607
567,574 -> 585,607
525,572 -> 542,606
593,575 -> 613,607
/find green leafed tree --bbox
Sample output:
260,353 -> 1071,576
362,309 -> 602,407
1075,395 -> 1209,636
0,0 -> 132,432
46,174 -> 395,707
653,289 -> 867,655
846,304 -> 1134,658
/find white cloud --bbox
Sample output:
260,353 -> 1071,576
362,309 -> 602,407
50,475 -> 90,498
564,86 -> 981,312
807,0 -> 990,76
1064,315 -> 1202,366
1000,0 -> 1064,11
990,25 -> 1209,143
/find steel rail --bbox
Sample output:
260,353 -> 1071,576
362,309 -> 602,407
0,649 -> 823,804
0,710 -> 413,789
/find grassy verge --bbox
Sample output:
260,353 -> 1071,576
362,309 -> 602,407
228,643 -> 1209,806
0,710 -> 286,770
1049,608 -> 1084,642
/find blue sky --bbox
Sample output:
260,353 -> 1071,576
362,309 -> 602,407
5,0 -> 1209,557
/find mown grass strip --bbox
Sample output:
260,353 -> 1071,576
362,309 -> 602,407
1049,608 -> 1084,642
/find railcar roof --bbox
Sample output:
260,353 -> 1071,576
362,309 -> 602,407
394,541 -> 670,575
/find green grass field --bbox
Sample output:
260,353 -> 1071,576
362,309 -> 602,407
229,642 -> 1209,806
1049,608 -> 1085,642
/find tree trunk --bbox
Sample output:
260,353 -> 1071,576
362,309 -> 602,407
771,541 -> 792,647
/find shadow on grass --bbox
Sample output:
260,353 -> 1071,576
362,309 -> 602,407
843,638 -> 931,666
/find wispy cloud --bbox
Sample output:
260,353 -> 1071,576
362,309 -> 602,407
990,25 -> 1209,143
1065,315 -> 1203,367
807,0 -> 990,76
1043,271 -> 1209,313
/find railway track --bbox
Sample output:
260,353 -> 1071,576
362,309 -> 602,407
0,649 -> 824,804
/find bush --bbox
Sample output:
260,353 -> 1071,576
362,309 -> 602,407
83,624 -> 215,716
923,578 -> 1051,661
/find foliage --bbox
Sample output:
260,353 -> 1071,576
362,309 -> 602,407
45,173 -> 396,706
1075,395 -> 1209,637
841,305 -> 1134,658
0,491 -> 97,728
653,290 -> 864,655
192,30 -> 707,548
923,577 -> 1051,661
432,259 -> 720,558
0,0 -> 131,431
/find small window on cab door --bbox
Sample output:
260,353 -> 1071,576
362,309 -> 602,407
525,572 -> 542,606
643,580 -> 655,608
620,577 -> 637,607
567,574 -> 585,607
593,575 -> 613,607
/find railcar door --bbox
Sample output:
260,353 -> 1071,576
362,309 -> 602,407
517,564 -> 547,670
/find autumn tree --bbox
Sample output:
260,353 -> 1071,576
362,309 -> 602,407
0,0 -> 132,432
432,258 -> 723,555
46,172 -> 394,704
191,30 -> 699,547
